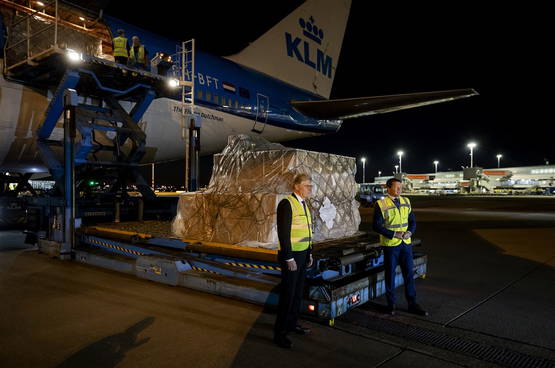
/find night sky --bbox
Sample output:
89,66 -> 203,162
104,1 -> 552,185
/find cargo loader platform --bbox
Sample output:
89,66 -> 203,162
38,221 -> 427,326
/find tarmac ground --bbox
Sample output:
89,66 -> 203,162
1,196 -> 554,367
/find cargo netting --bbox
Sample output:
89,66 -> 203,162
172,135 -> 361,248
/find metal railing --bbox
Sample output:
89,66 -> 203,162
2,0 -> 100,72
172,39 -> 195,190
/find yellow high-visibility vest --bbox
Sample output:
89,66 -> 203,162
113,36 -> 128,58
376,196 -> 412,246
279,195 -> 312,252
129,45 -> 146,64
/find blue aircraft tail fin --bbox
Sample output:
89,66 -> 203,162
226,0 -> 351,99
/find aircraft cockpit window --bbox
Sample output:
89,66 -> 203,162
239,87 -> 250,99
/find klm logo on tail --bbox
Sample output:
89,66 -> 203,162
285,16 -> 333,78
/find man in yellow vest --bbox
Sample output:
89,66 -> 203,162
112,29 -> 129,65
273,173 -> 314,349
373,178 -> 428,316
129,36 -> 148,70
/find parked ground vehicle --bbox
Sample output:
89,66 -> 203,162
358,183 -> 385,207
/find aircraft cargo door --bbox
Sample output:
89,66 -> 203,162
252,93 -> 269,133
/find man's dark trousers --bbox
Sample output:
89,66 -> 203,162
274,249 -> 308,337
114,56 -> 128,64
383,242 -> 416,307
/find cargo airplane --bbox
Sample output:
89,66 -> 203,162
0,0 -> 477,175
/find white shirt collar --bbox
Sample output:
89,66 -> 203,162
293,192 -> 305,203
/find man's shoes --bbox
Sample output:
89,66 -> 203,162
384,304 -> 396,315
292,325 -> 311,335
273,334 -> 292,349
408,303 -> 429,316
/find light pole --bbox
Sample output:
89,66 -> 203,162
496,154 -> 503,168
467,142 -> 477,167
151,163 -> 155,190
397,150 -> 404,173
361,157 -> 366,183
433,160 -> 439,173
378,170 -> 382,177
394,165 -> 399,174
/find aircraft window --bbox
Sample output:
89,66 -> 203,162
213,94 -> 219,104
239,87 -> 250,99
223,82 -> 237,94
234,100 -> 239,109
197,89 -> 203,99
206,91 -> 212,100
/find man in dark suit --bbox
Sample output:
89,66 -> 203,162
273,173 -> 314,349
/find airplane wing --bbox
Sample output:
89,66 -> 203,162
290,89 -> 478,120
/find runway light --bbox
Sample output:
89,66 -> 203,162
79,16 -> 85,21
36,1 -> 45,6
168,78 -> 180,88
66,49 -> 83,62
308,304 -> 315,312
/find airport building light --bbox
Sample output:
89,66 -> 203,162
496,154 -> 503,168
397,150 -> 404,173
467,142 -> 477,167
360,157 -> 366,183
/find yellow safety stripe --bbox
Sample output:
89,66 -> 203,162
225,262 -> 281,271
88,238 -> 145,256
191,266 -> 219,274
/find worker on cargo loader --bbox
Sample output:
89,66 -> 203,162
273,173 -> 314,349
128,36 -> 148,70
151,52 -> 172,76
112,29 -> 129,65
373,178 -> 428,316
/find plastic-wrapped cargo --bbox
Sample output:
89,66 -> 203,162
172,135 -> 360,248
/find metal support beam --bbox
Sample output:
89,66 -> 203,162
62,89 -> 77,259
37,71 -> 80,139
188,117 -> 201,191
130,89 -> 156,123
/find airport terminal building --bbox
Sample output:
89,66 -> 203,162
374,165 -> 555,194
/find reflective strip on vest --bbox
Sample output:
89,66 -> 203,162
388,223 -> 409,229
113,37 -> 128,58
129,45 -> 145,64
278,195 -> 312,252
377,196 -> 412,246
